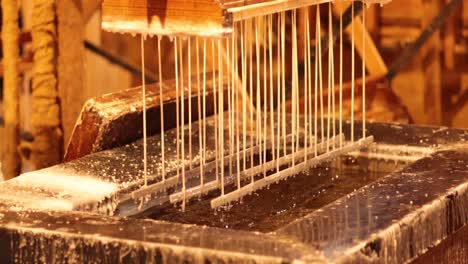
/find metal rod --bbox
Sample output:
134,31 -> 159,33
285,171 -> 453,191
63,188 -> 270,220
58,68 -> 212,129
300,2 -> 363,72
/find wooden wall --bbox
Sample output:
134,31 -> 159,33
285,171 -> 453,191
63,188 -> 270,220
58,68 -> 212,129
379,0 -> 468,128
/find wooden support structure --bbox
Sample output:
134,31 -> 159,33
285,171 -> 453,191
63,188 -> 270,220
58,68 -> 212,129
25,0 -> 63,170
101,0 -> 231,37
1,0 -> 21,179
420,0 -> 443,125
57,0 -> 88,149
385,0 -> 443,125
101,0 -> 390,37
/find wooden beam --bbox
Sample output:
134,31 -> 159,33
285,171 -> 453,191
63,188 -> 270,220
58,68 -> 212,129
0,61 -> 33,77
443,0 -> 456,70
29,0 -> 63,169
421,0 -> 442,125
101,0 -> 231,37
65,75 -> 227,161
101,0 -> 381,37
1,0 -> 21,179
57,0 -> 87,150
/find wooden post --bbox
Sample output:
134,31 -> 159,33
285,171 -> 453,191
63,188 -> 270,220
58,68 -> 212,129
389,0 -> 443,125
1,0 -> 21,179
422,0 -> 442,125
29,0 -> 63,169
443,0 -> 456,71
57,0 -> 87,148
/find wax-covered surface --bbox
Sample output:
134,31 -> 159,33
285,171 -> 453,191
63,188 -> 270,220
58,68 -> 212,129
0,121 -> 467,263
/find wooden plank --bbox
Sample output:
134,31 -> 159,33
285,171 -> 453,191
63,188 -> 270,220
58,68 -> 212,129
29,0 -> 63,170
101,0 -> 386,36
57,0 -> 87,153
443,0 -> 456,70
64,75 -> 227,162
101,0 -> 231,37
421,0 -> 442,125
390,0 -> 443,125
1,0 -> 21,179
364,3 -> 380,41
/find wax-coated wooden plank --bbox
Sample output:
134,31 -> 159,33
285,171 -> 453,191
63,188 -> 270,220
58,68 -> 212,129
101,0 -> 231,37
64,75 -> 227,162
101,0 -> 392,37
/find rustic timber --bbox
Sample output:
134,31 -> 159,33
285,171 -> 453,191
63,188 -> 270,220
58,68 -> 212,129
1,0 -> 21,179
1,122 -> 467,263
101,0 -> 231,37
64,75 -> 227,162
28,0 -> 63,170
101,0 -> 391,37
387,0 -> 462,81
389,0 -> 446,125
57,0 -> 87,151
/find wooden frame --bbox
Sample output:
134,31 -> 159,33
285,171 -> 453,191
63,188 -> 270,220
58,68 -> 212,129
102,0 -> 392,37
